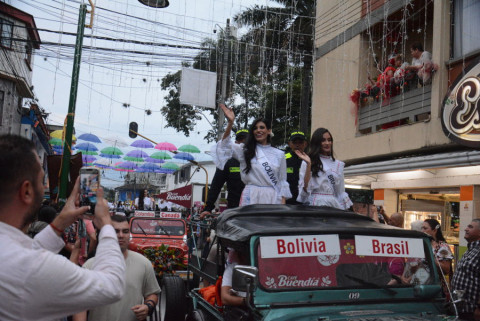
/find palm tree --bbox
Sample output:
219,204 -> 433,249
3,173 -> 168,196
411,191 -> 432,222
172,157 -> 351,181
234,0 -> 315,134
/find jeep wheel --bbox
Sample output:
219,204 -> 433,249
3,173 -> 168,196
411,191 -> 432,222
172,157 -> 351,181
160,275 -> 187,321
186,309 -> 210,321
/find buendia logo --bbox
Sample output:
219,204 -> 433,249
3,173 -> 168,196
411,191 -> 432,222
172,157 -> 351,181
442,57 -> 480,147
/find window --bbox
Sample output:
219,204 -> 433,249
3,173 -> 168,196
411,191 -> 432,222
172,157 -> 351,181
24,43 -> 32,67
453,0 -> 480,59
0,18 -> 13,48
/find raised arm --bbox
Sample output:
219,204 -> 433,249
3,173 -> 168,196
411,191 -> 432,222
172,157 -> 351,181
295,150 -> 312,191
219,103 -> 235,141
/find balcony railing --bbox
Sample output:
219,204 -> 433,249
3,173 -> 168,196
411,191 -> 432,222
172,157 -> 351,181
358,85 -> 432,133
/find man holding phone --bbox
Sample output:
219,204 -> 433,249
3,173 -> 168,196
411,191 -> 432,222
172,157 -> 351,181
0,135 -> 126,321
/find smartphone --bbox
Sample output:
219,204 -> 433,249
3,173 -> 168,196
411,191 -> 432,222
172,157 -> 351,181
79,167 -> 100,215
67,221 -> 78,243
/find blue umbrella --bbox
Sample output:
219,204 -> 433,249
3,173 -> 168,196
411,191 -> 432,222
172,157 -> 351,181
144,157 -> 165,164
76,142 -> 99,151
78,133 -> 102,143
100,153 -> 121,159
131,139 -> 154,149
173,152 -> 194,161
137,163 -> 160,172
126,149 -> 149,158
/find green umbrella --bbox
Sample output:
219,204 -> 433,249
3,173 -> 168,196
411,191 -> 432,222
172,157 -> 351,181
100,146 -> 123,156
80,150 -> 98,155
49,137 -> 63,146
162,162 -> 180,170
178,144 -> 201,153
150,151 -> 172,160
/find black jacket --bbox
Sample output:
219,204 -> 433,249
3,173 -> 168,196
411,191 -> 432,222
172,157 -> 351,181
285,150 -> 303,205
204,158 -> 245,212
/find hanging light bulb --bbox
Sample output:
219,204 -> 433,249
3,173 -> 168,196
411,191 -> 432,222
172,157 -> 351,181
138,0 -> 169,8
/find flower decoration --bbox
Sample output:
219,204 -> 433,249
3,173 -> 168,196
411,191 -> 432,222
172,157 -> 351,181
343,242 -> 355,254
140,244 -> 186,277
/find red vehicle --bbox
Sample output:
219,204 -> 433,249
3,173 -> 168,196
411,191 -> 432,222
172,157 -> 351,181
128,217 -> 188,267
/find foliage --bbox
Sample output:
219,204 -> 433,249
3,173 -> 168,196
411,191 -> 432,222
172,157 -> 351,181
141,244 -> 187,277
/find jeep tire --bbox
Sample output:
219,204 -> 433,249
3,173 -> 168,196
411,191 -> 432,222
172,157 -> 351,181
160,275 -> 187,321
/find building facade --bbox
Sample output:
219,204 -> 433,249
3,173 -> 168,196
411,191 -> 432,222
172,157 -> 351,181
313,0 -> 480,255
0,2 -> 40,135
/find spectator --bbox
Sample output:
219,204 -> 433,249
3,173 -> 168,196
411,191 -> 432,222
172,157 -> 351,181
200,129 -> 248,219
285,131 -> 308,205
388,212 -> 404,228
73,215 -> 160,321
27,203 -> 57,238
451,219 -> 480,320
410,219 -> 424,231
406,42 -> 435,85
0,134 -> 125,321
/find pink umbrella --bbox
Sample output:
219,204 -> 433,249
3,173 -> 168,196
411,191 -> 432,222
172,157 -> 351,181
155,142 -> 177,152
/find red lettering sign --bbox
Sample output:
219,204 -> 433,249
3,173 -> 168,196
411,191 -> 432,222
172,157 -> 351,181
155,185 -> 193,208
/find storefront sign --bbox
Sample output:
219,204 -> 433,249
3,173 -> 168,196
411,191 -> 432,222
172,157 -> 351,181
134,210 -> 155,217
260,235 -> 340,258
355,236 -> 424,258
159,212 -> 182,219
442,56 -> 480,147
156,185 -> 192,208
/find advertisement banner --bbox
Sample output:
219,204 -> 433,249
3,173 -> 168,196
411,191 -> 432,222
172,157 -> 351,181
156,185 -> 193,208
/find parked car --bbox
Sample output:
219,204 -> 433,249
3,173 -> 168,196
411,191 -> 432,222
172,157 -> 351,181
185,204 -> 458,321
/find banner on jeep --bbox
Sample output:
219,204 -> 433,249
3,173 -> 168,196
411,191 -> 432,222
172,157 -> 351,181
355,235 -> 425,258
260,235 -> 341,258
134,210 -> 155,217
156,185 -> 192,208
160,212 -> 182,219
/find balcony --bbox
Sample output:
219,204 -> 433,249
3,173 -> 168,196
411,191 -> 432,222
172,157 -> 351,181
358,85 -> 431,134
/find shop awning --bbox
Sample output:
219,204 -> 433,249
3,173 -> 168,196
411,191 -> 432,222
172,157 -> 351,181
345,150 -> 480,177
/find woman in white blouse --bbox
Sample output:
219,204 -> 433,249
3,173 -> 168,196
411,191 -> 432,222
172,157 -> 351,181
295,128 -> 352,210
215,104 -> 291,205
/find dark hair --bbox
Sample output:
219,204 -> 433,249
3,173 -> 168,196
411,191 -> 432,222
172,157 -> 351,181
308,128 -> 335,177
235,131 -> 248,142
424,219 -> 445,242
0,135 -> 41,204
243,118 -> 272,174
138,190 -> 145,210
111,214 -> 128,223
411,42 -> 424,52
37,205 -> 57,224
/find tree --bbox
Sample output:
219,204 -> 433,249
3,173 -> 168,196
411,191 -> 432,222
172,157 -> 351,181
234,0 -> 315,135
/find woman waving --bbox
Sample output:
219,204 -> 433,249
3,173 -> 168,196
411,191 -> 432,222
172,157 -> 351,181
213,104 -> 291,205
295,127 -> 352,210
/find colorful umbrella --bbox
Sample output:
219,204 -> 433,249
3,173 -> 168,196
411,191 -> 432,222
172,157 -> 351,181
126,149 -> 148,158
173,152 -> 195,161
93,158 -> 114,169
131,139 -> 154,148
82,155 -> 97,164
104,136 -> 128,148
150,151 -> 172,160
51,130 -> 76,141
49,137 -> 63,146
100,153 -> 122,159
116,161 -> 138,171
123,156 -> 144,163
78,133 -> 101,143
76,142 -> 99,151
155,142 -> 177,151
144,157 -> 165,164
136,163 -> 160,172
178,144 -> 201,153
162,162 -> 180,171
101,146 -> 123,156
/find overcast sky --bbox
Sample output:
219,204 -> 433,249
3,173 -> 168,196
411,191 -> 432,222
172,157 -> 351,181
11,0 -> 266,186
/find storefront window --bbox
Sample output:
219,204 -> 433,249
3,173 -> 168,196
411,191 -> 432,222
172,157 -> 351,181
453,0 -> 480,59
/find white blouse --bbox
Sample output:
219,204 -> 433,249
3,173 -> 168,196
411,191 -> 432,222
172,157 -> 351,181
214,138 -> 291,201
297,156 -> 352,210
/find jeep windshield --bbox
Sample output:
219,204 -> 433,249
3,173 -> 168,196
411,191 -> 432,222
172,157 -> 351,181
130,218 -> 185,236
256,234 -> 433,291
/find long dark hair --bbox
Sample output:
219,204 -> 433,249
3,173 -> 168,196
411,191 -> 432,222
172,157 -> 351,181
308,128 -> 335,177
424,219 -> 446,242
243,118 -> 272,174
138,191 -> 145,210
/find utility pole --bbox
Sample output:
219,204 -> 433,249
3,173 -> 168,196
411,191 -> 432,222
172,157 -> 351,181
217,19 -> 230,140
58,2 -> 94,204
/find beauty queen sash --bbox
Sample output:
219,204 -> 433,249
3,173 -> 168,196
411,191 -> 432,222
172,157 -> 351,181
256,146 -> 282,196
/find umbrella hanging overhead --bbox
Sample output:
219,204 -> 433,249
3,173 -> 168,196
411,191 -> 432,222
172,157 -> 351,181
178,144 -> 201,153
131,139 -> 154,149
150,151 -> 172,160
100,153 -> 122,159
49,137 -> 63,146
162,162 -> 180,171
144,157 -> 165,164
173,152 -> 195,161
93,158 -> 114,169
76,142 -> 99,151
126,149 -> 148,158
78,133 -> 102,143
115,161 -> 138,171
155,142 -> 177,151
101,146 -> 123,156
51,130 -> 76,141
136,163 -> 160,173
82,155 -> 97,164
104,136 -> 129,148
123,156 -> 144,163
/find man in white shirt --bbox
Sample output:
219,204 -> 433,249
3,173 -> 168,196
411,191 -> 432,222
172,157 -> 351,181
407,42 -> 434,84
74,215 -> 160,321
0,134 -> 126,321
